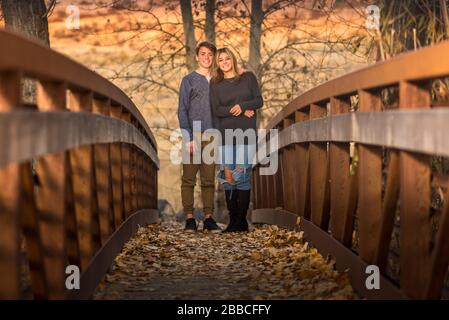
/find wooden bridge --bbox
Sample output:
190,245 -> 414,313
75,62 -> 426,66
1,29 -> 449,300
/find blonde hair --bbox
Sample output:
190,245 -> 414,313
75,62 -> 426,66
211,47 -> 240,83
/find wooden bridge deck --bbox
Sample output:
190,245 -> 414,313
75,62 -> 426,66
93,220 -> 357,300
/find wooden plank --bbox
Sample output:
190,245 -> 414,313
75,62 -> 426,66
309,104 -> 330,230
130,118 -> 138,213
294,110 -> 310,219
153,165 -> 158,209
425,179 -> 449,298
280,118 -> 295,213
68,91 -> 99,270
145,156 -> 151,208
110,104 -> 125,228
120,111 -> 132,217
251,170 -> 256,209
274,126 -> 284,209
137,149 -> 144,211
0,111 -> 159,168
357,90 -> 383,265
93,99 -> 114,246
35,80 -> 68,299
274,164 -> 284,208
20,162 -> 48,299
254,167 -> 261,209
377,150 -> 399,271
265,172 -> 272,208
0,71 -> 22,299
329,97 -> 355,246
398,80 -> 431,299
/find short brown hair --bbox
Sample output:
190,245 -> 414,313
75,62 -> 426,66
196,41 -> 217,55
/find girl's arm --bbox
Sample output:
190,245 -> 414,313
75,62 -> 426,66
239,72 -> 263,112
210,83 -> 235,118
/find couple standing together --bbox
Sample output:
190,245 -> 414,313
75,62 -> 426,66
177,41 -> 263,233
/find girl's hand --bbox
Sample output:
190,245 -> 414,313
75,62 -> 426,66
230,104 -> 242,116
244,110 -> 255,118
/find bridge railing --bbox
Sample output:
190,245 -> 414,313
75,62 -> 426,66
252,40 -> 449,299
0,29 -> 159,299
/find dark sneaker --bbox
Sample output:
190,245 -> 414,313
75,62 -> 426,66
184,218 -> 197,233
203,217 -> 222,233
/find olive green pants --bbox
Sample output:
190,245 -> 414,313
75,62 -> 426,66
181,141 -> 216,216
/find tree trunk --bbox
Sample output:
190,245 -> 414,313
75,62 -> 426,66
248,0 -> 263,79
440,0 -> 449,38
205,0 -> 216,44
1,0 -> 50,46
1,0 -> 50,104
180,0 -> 197,72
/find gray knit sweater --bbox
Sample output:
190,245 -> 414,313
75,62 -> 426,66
177,71 -> 215,141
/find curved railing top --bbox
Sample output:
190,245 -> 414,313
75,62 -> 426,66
0,29 -> 157,150
267,39 -> 449,130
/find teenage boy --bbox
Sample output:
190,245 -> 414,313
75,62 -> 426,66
177,41 -> 221,233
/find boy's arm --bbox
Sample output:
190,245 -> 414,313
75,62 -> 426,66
177,78 -> 193,141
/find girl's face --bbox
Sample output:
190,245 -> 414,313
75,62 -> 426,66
218,52 -> 232,73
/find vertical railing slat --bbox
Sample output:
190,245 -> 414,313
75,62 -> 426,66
309,103 -> 330,230
281,118 -> 295,213
357,90 -> 384,265
35,80 -> 68,299
120,111 -> 132,217
68,90 -> 99,270
92,99 -> 114,245
110,104 -> 125,227
399,80 -> 432,299
329,97 -> 355,246
0,71 -> 25,299
294,110 -> 310,219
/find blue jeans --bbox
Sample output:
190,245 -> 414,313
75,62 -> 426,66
217,144 -> 257,191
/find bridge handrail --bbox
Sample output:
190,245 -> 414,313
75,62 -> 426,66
0,29 -> 157,149
253,40 -> 449,300
0,29 -> 159,300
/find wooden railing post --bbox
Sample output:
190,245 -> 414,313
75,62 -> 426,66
329,97 -> 356,246
120,111 -> 132,217
357,89 -> 396,270
110,104 -> 125,227
35,80 -> 68,299
398,80 -> 432,299
273,126 -> 284,208
92,98 -> 114,246
294,110 -> 310,219
280,117 -> 295,213
0,71 -> 28,299
357,90 -> 382,263
130,118 -> 138,212
309,103 -> 330,230
68,90 -> 99,270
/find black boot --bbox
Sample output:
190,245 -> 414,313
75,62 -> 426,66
235,189 -> 250,232
223,189 -> 239,233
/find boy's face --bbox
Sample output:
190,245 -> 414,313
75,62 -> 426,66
196,46 -> 214,69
